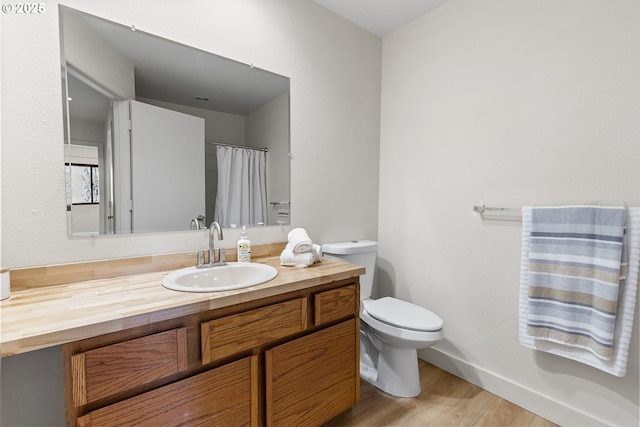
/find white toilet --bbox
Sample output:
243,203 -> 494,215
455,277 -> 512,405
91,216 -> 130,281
322,240 -> 444,398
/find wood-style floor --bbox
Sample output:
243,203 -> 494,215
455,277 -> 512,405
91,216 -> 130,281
326,360 -> 557,427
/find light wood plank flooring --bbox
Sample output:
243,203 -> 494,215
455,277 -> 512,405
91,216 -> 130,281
326,360 -> 557,426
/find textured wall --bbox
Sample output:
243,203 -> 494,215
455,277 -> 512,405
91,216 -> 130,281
379,1 -> 640,426
0,0 -> 381,268
0,2 -> 381,424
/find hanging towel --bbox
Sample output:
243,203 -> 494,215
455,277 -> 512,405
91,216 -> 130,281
519,207 -> 640,376
526,206 -> 625,360
287,228 -> 313,253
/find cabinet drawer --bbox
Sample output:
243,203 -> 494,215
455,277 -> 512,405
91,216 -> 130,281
77,355 -> 258,427
201,298 -> 307,364
71,328 -> 188,406
265,318 -> 360,427
314,284 -> 359,326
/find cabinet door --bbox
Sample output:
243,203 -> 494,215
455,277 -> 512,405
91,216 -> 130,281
202,297 -> 307,364
77,356 -> 258,427
71,328 -> 188,406
314,284 -> 359,326
265,319 -> 359,427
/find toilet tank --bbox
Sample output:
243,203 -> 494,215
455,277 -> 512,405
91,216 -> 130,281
322,240 -> 377,300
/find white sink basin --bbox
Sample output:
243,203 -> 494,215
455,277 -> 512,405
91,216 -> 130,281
162,262 -> 278,292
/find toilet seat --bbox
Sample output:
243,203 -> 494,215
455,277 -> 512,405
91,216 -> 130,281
360,308 -> 444,349
364,297 -> 443,332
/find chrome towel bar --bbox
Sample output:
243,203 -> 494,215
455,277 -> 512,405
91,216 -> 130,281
473,204 -> 521,214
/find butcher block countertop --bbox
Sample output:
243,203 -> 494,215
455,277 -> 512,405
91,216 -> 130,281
0,255 -> 364,357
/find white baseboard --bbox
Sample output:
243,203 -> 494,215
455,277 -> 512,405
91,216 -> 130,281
418,348 -> 609,427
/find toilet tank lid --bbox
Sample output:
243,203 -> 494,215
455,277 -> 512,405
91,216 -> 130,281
322,240 -> 378,255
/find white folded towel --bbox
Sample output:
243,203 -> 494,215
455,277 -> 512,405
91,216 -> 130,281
280,244 -> 322,268
287,228 -> 313,253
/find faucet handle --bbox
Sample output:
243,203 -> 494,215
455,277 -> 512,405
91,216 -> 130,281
219,248 -> 226,263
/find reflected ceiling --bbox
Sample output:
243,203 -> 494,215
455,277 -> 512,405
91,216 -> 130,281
72,10 -> 289,115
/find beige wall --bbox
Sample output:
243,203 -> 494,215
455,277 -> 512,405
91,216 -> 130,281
0,0 -> 381,268
379,1 -> 640,426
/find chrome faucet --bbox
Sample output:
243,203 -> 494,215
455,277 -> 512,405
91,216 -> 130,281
205,221 -> 226,267
191,216 -> 206,267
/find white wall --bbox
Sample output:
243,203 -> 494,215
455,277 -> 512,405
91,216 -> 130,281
0,0 -> 381,268
1,2 -> 380,424
62,7 -> 135,99
139,97 -> 247,146
379,1 -> 640,426
247,93 -> 290,225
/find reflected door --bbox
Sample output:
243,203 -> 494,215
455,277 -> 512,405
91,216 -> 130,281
130,100 -> 205,233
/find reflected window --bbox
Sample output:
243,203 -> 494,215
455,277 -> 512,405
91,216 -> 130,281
65,164 -> 100,205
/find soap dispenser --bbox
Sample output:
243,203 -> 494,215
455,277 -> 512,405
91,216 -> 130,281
237,226 -> 251,262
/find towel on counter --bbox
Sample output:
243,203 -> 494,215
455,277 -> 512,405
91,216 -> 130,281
287,228 -> 313,254
520,206 -> 639,376
280,243 -> 322,267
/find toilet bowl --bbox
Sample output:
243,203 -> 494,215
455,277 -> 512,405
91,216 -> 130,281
322,240 -> 444,398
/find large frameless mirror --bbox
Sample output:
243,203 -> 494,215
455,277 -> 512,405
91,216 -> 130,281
60,6 -> 290,236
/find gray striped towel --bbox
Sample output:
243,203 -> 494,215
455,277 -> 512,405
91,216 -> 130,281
527,206 -> 626,360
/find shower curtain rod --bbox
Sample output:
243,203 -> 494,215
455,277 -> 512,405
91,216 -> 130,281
206,141 -> 268,152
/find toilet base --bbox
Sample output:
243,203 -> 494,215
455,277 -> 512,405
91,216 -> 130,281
360,331 -> 422,398
360,360 -> 377,384
374,345 -> 421,397
358,304 -> 443,398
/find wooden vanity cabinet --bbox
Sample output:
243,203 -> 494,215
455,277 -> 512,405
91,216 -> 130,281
70,328 -> 189,406
265,285 -> 359,426
265,318 -> 359,427
201,297 -> 308,364
77,356 -> 258,427
314,284 -> 358,326
63,278 -> 360,427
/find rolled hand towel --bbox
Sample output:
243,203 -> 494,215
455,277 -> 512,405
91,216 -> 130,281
280,246 -> 316,268
287,228 -> 313,253
311,244 -> 322,262
285,242 -> 322,259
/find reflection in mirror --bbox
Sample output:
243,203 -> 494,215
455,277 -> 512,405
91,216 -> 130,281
60,6 -> 290,236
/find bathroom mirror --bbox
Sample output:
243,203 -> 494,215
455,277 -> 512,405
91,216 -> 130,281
60,6 -> 290,236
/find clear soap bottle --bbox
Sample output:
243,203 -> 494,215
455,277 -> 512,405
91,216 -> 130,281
237,226 -> 251,262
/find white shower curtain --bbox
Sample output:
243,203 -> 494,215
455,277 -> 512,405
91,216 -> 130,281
214,145 -> 267,228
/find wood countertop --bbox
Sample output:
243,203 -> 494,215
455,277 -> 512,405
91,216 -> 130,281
0,257 -> 364,357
